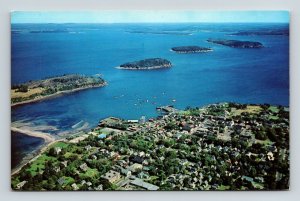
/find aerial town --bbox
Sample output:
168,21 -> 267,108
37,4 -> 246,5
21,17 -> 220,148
11,102 -> 289,191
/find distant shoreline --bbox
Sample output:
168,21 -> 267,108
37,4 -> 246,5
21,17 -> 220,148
115,65 -> 171,70
11,82 -> 107,107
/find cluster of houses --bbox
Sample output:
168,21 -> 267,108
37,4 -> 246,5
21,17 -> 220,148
14,103 -> 289,190
72,103 -> 286,190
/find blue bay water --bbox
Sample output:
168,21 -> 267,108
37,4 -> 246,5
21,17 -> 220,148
11,23 -> 289,168
11,131 -> 45,169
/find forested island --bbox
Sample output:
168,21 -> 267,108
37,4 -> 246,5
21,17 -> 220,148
11,74 -> 107,106
117,58 -> 172,70
230,30 -> 289,36
171,46 -> 213,53
12,103 -> 289,191
207,39 -> 264,48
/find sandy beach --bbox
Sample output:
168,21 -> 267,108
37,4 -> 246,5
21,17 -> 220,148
11,127 -> 55,143
11,139 -> 65,176
11,125 -> 88,175
11,127 -> 55,175
11,126 -> 67,175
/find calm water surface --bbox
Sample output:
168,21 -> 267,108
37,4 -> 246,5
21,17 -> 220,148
11,23 -> 289,168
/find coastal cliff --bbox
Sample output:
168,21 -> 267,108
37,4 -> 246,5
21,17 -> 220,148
117,58 -> 172,70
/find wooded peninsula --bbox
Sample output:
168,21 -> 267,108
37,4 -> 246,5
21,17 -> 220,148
11,74 -> 107,106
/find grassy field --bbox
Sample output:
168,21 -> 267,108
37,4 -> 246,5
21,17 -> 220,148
26,154 -> 58,176
269,115 -> 279,120
50,141 -> 69,149
11,74 -> 106,104
268,106 -> 280,113
11,87 -> 45,99
255,138 -> 274,146
231,105 -> 262,116
63,176 -> 75,185
217,185 -> 230,190
24,142 -> 69,176
82,168 -> 99,178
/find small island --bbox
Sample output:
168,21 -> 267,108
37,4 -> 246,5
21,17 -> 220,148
11,74 -> 107,106
117,58 -> 172,70
230,30 -> 289,36
171,46 -> 213,53
207,39 -> 263,48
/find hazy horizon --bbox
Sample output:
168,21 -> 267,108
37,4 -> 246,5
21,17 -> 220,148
11,11 -> 289,24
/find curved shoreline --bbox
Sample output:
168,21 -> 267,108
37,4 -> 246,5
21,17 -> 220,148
11,127 -> 88,176
11,139 -> 65,176
11,127 -> 55,143
11,127 -> 58,175
11,82 -> 107,107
